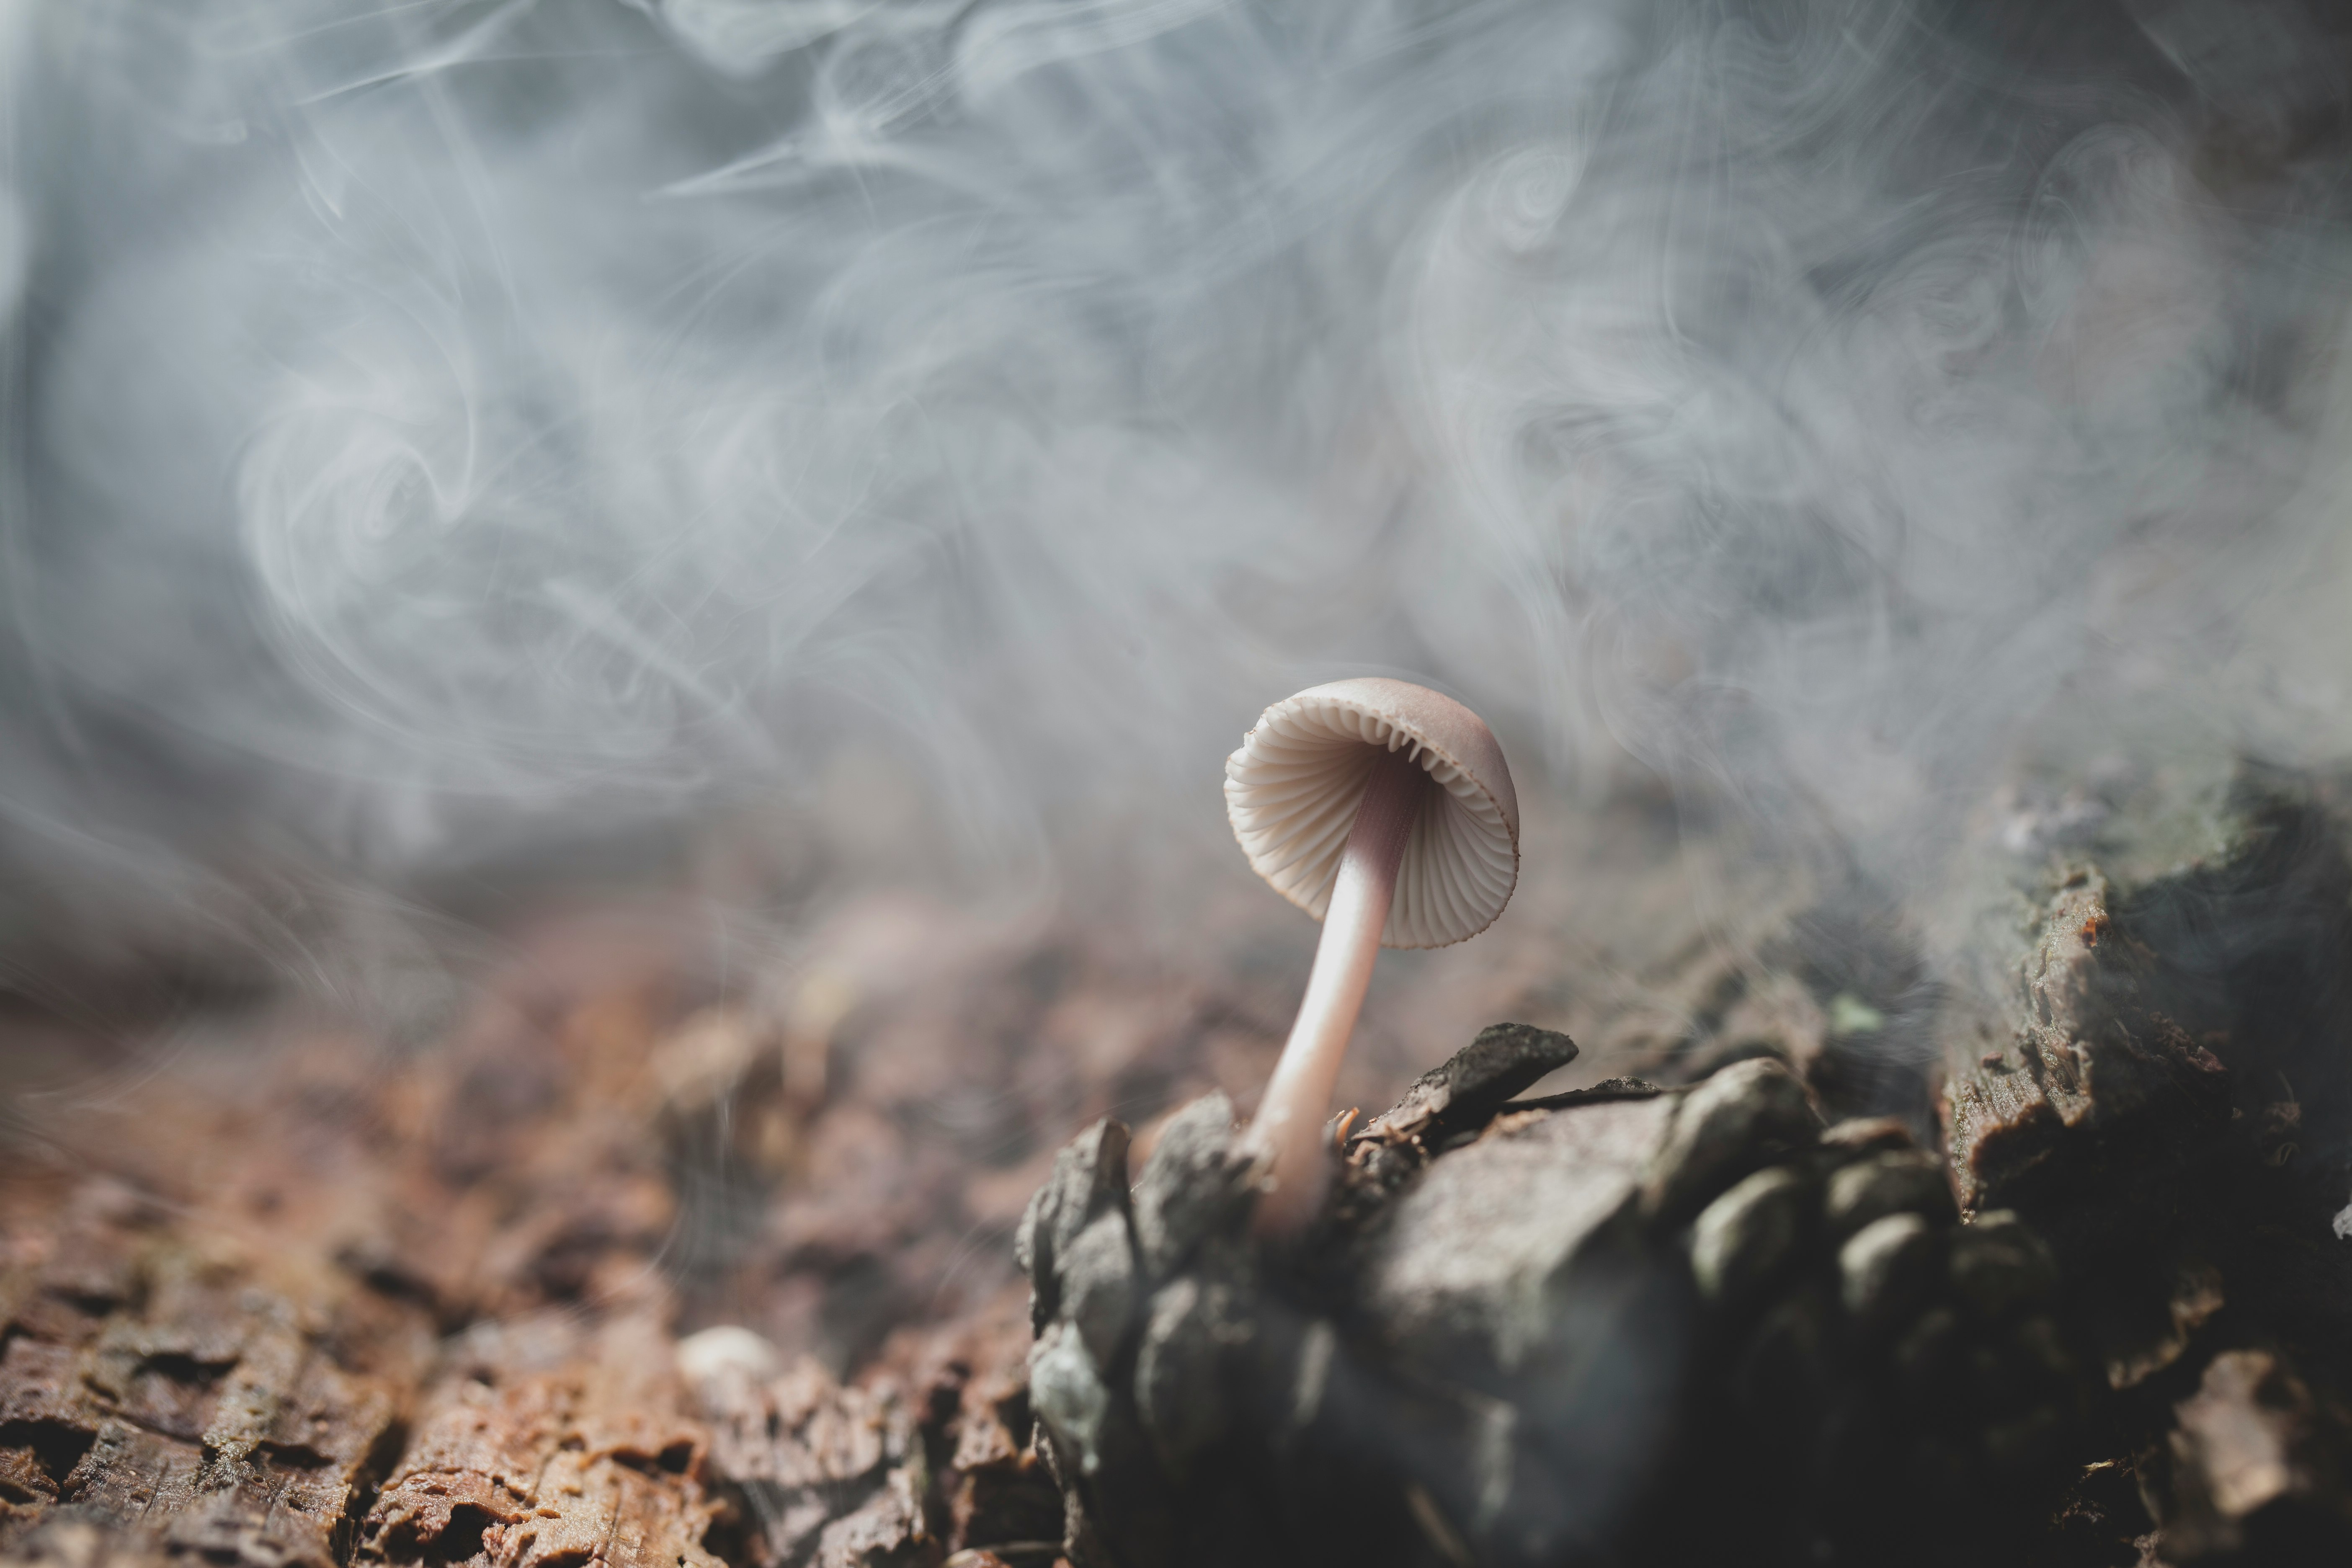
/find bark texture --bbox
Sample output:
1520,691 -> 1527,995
1016,765 -> 2352,1567
0,912 -> 1093,1568
12,762 -> 2352,1568
1022,1042 -> 2095,1567
1932,766 -> 2352,1562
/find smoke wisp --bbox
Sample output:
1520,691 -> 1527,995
5,0 -> 2352,996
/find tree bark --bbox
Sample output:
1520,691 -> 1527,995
0,956 -> 1064,1568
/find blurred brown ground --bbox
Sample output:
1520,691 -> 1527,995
0,780 -> 1883,1567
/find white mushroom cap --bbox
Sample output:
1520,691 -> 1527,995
1224,678 -> 1519,949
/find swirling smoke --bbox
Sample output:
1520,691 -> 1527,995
5,0 -> 2352,1005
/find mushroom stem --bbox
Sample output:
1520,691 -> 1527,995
1246,744 -> 1429,1236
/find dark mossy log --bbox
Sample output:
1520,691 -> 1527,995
1021,1032 -> 2097,1568
1937,766 -> 2352,1422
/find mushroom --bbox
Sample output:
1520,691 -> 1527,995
1225,678 -> 1520,1235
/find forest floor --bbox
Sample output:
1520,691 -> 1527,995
0,777 -> 1876,1568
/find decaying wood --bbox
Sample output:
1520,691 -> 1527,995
0,912 -> 1097,1568
1936,767 -> 2352,1507
1021,1040 -> 2094,1567
0,1176 -> 427,1568
1008,766 -> 2352,1566
12,759 -> 2352,1568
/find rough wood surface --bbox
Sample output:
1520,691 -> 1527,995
12,762 -> 2352,1568
1003,768 -> 2352,1567
0,1179 -> 422,1568
0,911 -> 1092,1568
1019,1045 -> 2099,1567
1937,766 -> 2352,1492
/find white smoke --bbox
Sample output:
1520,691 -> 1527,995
4,0 -> 2352,988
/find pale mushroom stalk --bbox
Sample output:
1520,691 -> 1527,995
1224,678 -> 1520,1241
1244,745 -> 1430,1235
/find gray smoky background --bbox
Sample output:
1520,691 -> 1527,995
5,0 -> 2352,1057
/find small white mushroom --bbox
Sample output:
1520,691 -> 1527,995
1225,678 -> 1520,1235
